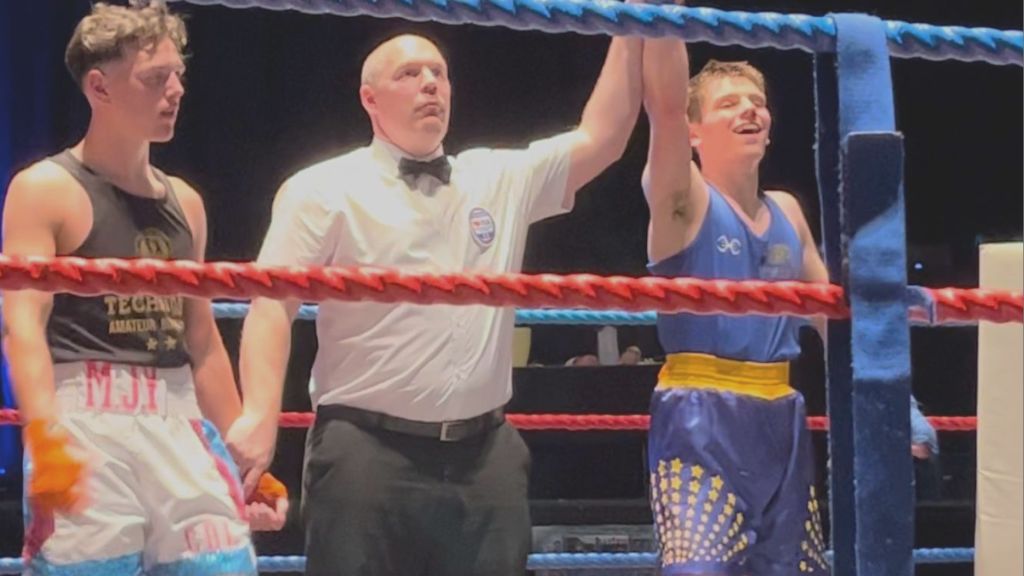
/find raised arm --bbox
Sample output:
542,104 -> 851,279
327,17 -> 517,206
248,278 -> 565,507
641,18 -> 709,264
563,35 -> 645,198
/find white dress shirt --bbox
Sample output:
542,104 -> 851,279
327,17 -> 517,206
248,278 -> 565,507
257,133 -> 578,421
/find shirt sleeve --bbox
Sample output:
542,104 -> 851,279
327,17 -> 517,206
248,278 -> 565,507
256,178 -> 338,268
909,396 -> 940,455
502,131 -> 582,223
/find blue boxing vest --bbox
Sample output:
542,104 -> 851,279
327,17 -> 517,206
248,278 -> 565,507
649,185 -> 805,363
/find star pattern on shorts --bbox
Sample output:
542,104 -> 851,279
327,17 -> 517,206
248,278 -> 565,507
651,458 -> 748,568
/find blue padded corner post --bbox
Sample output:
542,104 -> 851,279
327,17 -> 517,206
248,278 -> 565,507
813,46 -> 856,576
815,13 -> 914,576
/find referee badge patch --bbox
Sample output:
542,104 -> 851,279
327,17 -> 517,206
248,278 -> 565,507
469,207 -> 496,248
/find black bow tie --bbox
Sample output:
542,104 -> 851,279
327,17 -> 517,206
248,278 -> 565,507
398,156 -> 451,184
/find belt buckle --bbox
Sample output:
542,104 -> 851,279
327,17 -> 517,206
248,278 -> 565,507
439,420 -> 460,442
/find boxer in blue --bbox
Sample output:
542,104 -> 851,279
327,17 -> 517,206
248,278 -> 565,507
639,30 -> 831,576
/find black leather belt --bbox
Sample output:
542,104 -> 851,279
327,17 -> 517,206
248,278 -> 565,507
317,404 -> 505,442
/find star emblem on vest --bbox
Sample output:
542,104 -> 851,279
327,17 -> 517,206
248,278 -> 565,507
469,207 -> 496,248
716,235 -> 742,255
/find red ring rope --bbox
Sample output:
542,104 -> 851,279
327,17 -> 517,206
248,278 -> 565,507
0,256 -> 1020,322
0,410 -> 979,431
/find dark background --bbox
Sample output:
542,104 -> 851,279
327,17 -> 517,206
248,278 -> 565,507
0,0 -> 1020,572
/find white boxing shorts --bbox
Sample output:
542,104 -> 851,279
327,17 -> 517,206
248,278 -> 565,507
22,361 -> 256,575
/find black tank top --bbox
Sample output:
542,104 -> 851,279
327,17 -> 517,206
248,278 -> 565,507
46,150 -> 194,368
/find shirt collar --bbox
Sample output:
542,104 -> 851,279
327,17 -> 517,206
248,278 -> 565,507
370,137 -> 446,175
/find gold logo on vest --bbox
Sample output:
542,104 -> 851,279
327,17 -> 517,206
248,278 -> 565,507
102,227 -> 184,348
759,243 -> 798,280
135,228 -> 173,259
766,244 -> 791,266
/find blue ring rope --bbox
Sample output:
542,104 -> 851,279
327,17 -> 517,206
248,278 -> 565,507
171,0 -> 1022,66
0,548 -> 977,573
203,284 -> 972,327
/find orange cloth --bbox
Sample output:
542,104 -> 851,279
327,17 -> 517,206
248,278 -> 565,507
248,472 -> 287,506
24,420 -> 86,512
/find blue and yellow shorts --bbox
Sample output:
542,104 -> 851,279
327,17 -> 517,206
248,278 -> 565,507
648,353 -> 828,575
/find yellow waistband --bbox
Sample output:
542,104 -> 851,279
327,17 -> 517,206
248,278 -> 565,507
657,353 -> 793,400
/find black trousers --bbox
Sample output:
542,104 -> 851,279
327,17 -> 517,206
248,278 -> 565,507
301,412 -> 532,576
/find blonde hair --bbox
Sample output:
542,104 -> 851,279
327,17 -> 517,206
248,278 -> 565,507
687,60 -> 766,122
65,2 -> 186,87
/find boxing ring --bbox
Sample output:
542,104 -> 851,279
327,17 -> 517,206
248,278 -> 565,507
1,1 -> 1022,574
